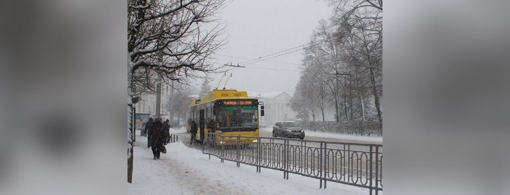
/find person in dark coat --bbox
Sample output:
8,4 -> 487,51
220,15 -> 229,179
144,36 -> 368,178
162,119 -> 170,144
150,118 -> 165,160
190,120 -> 197,145
143,117 -> 153,137
146,117 -> 153,148
187,118 -> 192,133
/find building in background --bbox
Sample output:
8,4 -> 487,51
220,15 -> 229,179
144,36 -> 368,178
134,83 -> 172,120
253,92 -> 296,126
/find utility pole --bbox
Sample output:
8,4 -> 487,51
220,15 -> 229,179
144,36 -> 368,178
156,81 -> 161,117
127,96 -> 139,183
128,103 -> 133,183
156,24 -> 164,118
169,80 -> 174,125
335,70 -> 340,122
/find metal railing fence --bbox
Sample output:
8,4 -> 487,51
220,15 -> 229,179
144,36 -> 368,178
168,134 -> 179,143
202,133 -> 383,195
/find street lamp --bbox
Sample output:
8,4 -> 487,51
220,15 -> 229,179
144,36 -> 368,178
130,96 -> 140,142
132,96 -> 140,104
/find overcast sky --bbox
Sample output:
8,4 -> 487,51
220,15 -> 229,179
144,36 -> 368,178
193,0 -> 332,96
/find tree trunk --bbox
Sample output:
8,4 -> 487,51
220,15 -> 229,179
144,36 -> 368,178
321,107 -> 325,122
360,94 -> 366,121
311,110 -> 316,122
177,112 -> 181,127
320,103 -> 326,122
349,77 -> 353,121
369,67 -> 382,122
335,74 -> 340,122
128,145 -> 133,183
324,77 -> 340,122
344,82 -> 349,121
354,70 -> 366,121
334,98 -> 339,122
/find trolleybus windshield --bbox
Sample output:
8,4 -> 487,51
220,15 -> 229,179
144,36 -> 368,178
216,104 -> 258,129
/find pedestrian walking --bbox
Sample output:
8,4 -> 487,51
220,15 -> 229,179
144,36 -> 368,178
143,117 -> 153,137
146,117 -> 153,148
190,120 -> 197,145
163,119 -> 170,144
150,118 -> 165,160
187,118 -> 192,133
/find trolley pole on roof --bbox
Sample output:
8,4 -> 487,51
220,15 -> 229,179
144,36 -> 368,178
221,63 -> 245,89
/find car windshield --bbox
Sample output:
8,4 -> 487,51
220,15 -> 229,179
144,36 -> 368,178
282,122 -> 298,127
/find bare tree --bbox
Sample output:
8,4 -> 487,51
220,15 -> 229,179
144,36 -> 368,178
127,0 -> 226,183
198,77 -> 212,97
295,45 -> 330,121
290,83 -> 315,122
291,0 -> 382,135
128,0 -> 227,96
327,0 -> 382,16
332,0 -> 382,123
300,20 -> 350,122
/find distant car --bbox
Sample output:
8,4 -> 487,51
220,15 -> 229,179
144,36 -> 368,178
272,121 -> 305,139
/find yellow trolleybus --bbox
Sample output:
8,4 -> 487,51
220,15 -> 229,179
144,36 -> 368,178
189,89 -> 264,145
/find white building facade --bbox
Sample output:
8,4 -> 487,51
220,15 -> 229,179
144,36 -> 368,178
134,84 -> 172,119
258,92 -> 296,126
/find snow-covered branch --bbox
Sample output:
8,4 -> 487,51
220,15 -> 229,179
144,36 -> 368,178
128,0 -> 227,94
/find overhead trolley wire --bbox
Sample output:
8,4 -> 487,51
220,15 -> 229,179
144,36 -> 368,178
239,43 -> 310,65
215,54 -> 301,66
243,66 -> 300,72
215,43 -> 310,75
243,47 -> 304,66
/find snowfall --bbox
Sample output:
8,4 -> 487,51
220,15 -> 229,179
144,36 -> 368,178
128,127 -> 382,195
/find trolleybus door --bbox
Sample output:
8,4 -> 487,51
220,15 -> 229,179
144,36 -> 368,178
199,109 -> 204,142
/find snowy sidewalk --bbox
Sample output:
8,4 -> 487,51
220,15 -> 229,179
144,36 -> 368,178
128,129 -> 372,195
